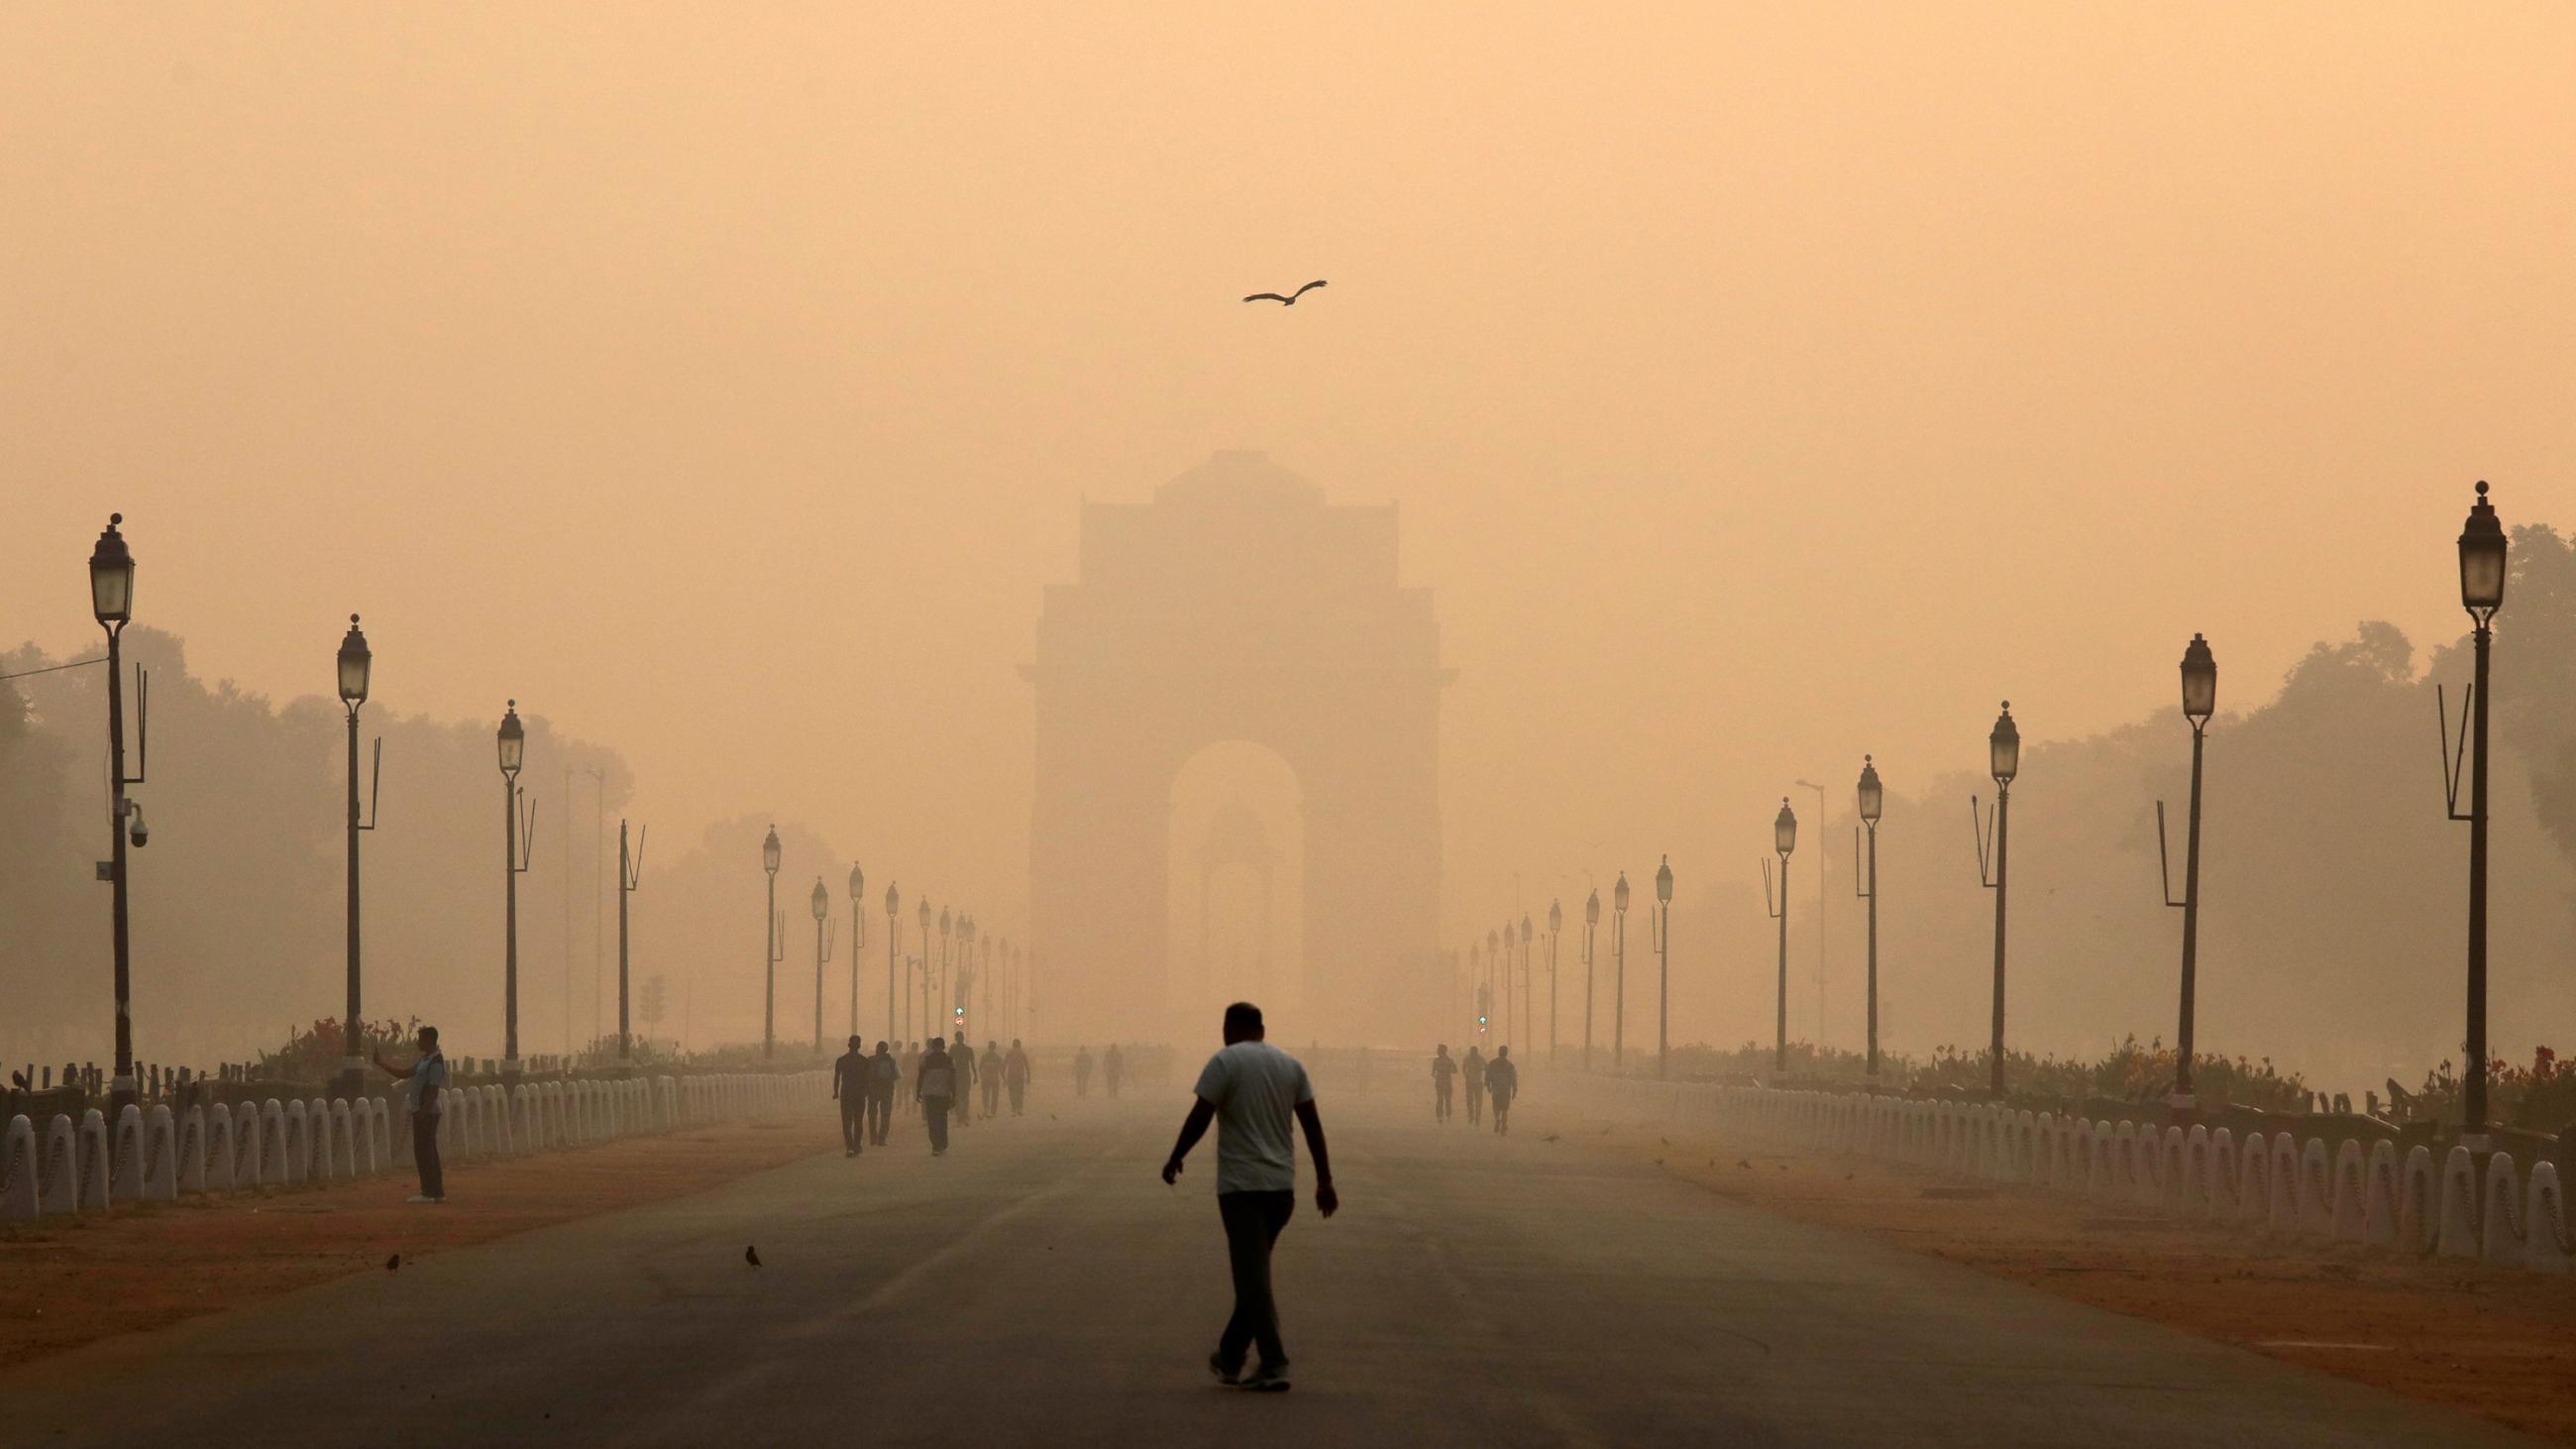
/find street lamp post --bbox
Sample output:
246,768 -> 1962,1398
1973,704 -> 2020,1099
618,821 -> 646,1061
336,615 -> 379,1102
1766,801 -> 1796,1074
497,703 -> 531,1074
916,899 -> 932,1042
847,865 -> 866,1040
2157,637 -> 2216,1110
2451,482 -> 2509,1141
1487,929 -> 1501,1048
1612,872 -> 1630,1073
1519,914 -> 1534,1064
1855,757 -> 1883,1080
762,826 -> 783,1061
1582,889 -> 1600,1071
938,907 -> 953,1039
1653,858 -> 1673,1078
87,515 -> 147,1118
810,877 -> 834,1057
1546,901 -> 1562,1066
884,882 -> 901,1046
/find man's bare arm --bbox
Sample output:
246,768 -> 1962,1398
1161,1097 -> 1219,1184
1295,1100 -> 1338,1217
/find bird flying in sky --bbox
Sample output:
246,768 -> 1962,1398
1242,280 -> 1327,305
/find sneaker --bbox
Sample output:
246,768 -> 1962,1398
405,1194 -> 435,1204
1208,1352 -> 1242,1386
1239,1363 -> 1291,1393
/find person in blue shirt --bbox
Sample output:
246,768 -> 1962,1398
373,1025 -> 448,1204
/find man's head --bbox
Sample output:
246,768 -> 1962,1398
1437,1044 -> 1449,1057
416,1026 -> 439,1053
1222,1001 -> 1265,1046
1496,1046 -> 1509,1060
875,1040 -> 890,1055
1011,1038 -> 1021,1050
847,1035 -> 862,1052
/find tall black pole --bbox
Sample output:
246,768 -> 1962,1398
763,869 -> 778,1061
1656,903 -> 1669,1079
2174,725 -> 2205,1101
1582,918 -> 1595,1071
1988,783 -> 2010,1100
1547,926 -> 1559,1065
2466,618 -> 2493,1135
1773,858 -> 1788,1074
617,821 -> 632,1061
1612,911 -> 1626,1072
106,624 -> 134,1116
343,700 -> 363,1099
1864,822 -> 1879,1080
503,773 -> 520,1068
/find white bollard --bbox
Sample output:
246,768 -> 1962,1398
2,1114 -> 37,1220
179,1105 -> 208,1194
2525,1164 -> 2571,1276
2481,1152 -> 2526,1268
206,1106 -> 237,1192
2398,1145 -> 2439,1254
78,1109 -> 112,1209
144,1105 -> 177,1201
2327,1140 -> 2369,1244
111,1104 -> 146,1201
2436,1146 -> 2480,1258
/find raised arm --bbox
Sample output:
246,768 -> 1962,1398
1295,1099 -> 1338,1217
1160,1096 -> 1219,1184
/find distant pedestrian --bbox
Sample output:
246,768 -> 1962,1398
1105,1043 -> 1126,1099
868,1040 -> 900,1145
832,1035 -> 869,1158
901,1041 -> 922,1106
1074,1046 -> 1095,1098
1004,1040 -> 1031,1115
373,1025 -> 448,1204
1161,1002 -> 1336,1393
980,1041 -> 1004,1118
1461,1045 -> 1486,1127
951,1032 -> 979,1125
916,1039 -> 957,1156
1486,1046 -> 1518,1135
1430,1045 -> 1456,1123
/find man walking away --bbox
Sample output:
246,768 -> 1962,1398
980,1041 -> 1004,1118
868,1040 -> 900,1145
917,1038 -> 956,1156
950,1032 -> 979,1125
1487,1046 -> 1519,1135
373,1025 -> 448,1204
832,1035 -> 869,1158
901,1041 -> 922,1107
1161,1003 -> 1337,1393
1104,1043 -> 1126,1099
1461,1045 -> 1486,1127
1004,1039 -> 1031,1115
1430,1045 -> 1456,1123
1074,1046 -> 1095,1098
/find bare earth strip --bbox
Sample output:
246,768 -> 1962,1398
1519,1100 -> 2576,1444
0,1112 -> 839,1366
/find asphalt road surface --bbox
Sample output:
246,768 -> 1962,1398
1,1090 -> 2537,1448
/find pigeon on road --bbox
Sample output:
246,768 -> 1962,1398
385,1254 -> 400,1272
745,1246 -> 762,1269
1242,280 -> 1327,305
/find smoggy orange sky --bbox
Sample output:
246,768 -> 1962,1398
6,6 -> 2573,1049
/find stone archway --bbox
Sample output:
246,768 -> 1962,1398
1026,452 -> 1449,1048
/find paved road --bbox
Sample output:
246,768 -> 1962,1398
1,1091 -> 2536,1448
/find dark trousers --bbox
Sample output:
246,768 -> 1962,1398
1465,1084 -> 1483,1124
983,1080 -> 1000,1115
867,1091 -> 893,1144
1435,1079 -> 1452,1120
1008,1081 -> 1025,1114
1490,1088 -> 1513,1133
840,1098 -> 866,1153
1217,1189 -> 1296,1370
412,1111 -> 444,1199
923,1099 -> 950,1153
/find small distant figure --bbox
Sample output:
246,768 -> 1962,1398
1004,1039 -> 1032,1115
1241,280 -> 1328,305
1074,1046 -> 1095,1098
1161,1002 -> 1336,1393
373,1025 -> 447,1204
832,1035 -> 869,1158
952,1032 -> 979,1126
1461,1045 -> 1486,1127
917,1038 -> 957,1156
1430,1045 -> 1456,1123
868,1041 -> 900,1145
980,1041 -> 1005,1119
1487,1046 -> 1518,1136
746,1246 -> 762,1268
1105,1043 -> 1127,1099
901,1041 -> 923,1107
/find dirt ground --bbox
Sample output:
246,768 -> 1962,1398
1519,1102 -> 2576,1444
0,1112 -> 838,1367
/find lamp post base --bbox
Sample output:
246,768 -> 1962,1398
501,1058 -> 525,1078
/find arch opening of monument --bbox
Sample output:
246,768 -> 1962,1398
1165,741 -> 1308,1032
1028,451 -> 1449,1050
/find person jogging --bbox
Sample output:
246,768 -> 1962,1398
916,1038 -> 957,1156
1430,1045 -> 1456,1123
1461,1045 -> 1486,1127
1161,1002 -> 1336,1393
831,1035 -> 870,1158
1486,1045 -> 1519,1135
1004,1040 -> 1031,1115
373,1026 -> 448,1204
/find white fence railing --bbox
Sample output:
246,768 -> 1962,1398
1552,1074 -> 2574,1277
2,1070 -> 825,1221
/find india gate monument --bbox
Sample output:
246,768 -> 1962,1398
1027,451 -> 1449,1049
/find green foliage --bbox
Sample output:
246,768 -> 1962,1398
1666,1033 -> 2307,1111
250,1015 -> 421,1084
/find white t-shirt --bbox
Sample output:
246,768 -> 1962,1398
1192,1041 -> 1314,1195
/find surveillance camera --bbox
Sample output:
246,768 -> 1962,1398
126,803 -> 149,848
